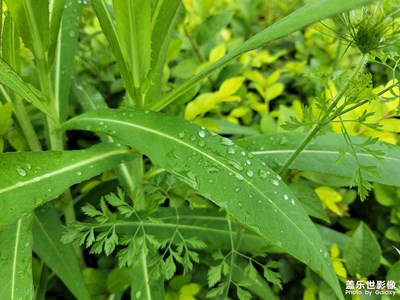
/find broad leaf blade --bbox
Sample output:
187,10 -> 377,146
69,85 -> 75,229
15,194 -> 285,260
60,109 -> 343,299
0,214 -> 34,300
131,248 -> 164,300
344,222 -> 381,277
236,132 -> 400,187
151,0 -> 372,111
0,58 -> 54,119
33,204 -> 90,300
0,143 -> 134,228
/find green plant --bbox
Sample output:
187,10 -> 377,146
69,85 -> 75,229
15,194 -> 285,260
1,0 -> 400,299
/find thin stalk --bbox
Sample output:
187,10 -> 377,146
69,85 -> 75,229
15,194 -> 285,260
278,54 -> 368,175
224,218 -> 236,299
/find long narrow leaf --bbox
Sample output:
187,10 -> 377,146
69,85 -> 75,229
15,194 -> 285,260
92,0 -> 135,100
47,0 -> 67,67
113,0 -> 151,90
151,0 -> 372,111
236,132 -> 400,187
0,58 -> 54,119
0,214 -> 34,300
146,0 -> 181,104
33,204 -> 90,300
60,109 -> 344,299
0,143 -> 134,228
51,0 -> 83,122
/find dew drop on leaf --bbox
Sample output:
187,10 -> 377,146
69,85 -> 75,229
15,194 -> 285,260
235,187 -> 241,193
198,130 -> 206,138
246,170 -> 254,177
291,199 -> 295,206
227,147 -> 236,154
179,131 -> 186,139
283,194 -> 289,201
241,151 -> 246,156
76,171 -> 82,176
235,174 -> 244,181
198,140 -> 206,148
258,169 -> 267,179
270,179 -> 280,186
190,135 -> 196,142
16,167 -> 27,177
221,137 -> 234,146
208,179 -> 214,184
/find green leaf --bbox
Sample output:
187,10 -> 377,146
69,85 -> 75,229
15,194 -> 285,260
113,0 -> 151,91
33,204 -> 90,300
0,58 -> 54,119
343,222 -> 381,276
146,0 -> 181,104
0,214 -> 34,300
4,0 -> 49,61
151,0 -> 372,111
2,12 -> 20,71
0,102 -> 13,135
106,268 -> 131,293
131,246 -> 165,300
91,0 -> 135,100
51,0 -> 83,122
47,0 -> 67,67
236,132 -> 400,187
60,109 -> 344,299
0,143 -> 134,228
289,181 -> 329,223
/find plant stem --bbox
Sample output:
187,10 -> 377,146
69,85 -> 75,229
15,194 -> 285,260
278,54 -> 368,175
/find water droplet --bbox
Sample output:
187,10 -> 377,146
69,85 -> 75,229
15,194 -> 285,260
135,291 -> 142,298
99,121 -> 104,125
16,167 -> 27,177
235,187 -> 241,193
198,130 -> 206,138
319,249 -> 323,253
238,201 -> 243,207
68,30 -> 76,38
235,174 -> 244,181
249,194 -> 254,199
144,110 -> 150,114
276,174 -> 282,181
258,200 -> 262,203
221,137 -> 234,146
76,171 -> 82,176
274,209 -> 278,213
227,161 -> 243,171
241,151 -> 246,156
270,179 -> 279,186
26,164 -> 31,170
190,135 -> 196,142
291,199 -> 295,206
283,194 -> 289,201
179,131 -> 186,139
208,179 -> 214,184
198,140 -> 206,148
227,147 -> 236,155
246,170 -> 254,177
324,251 -> 328,258
246,159 -> 251,165
258,170 -> 267,179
